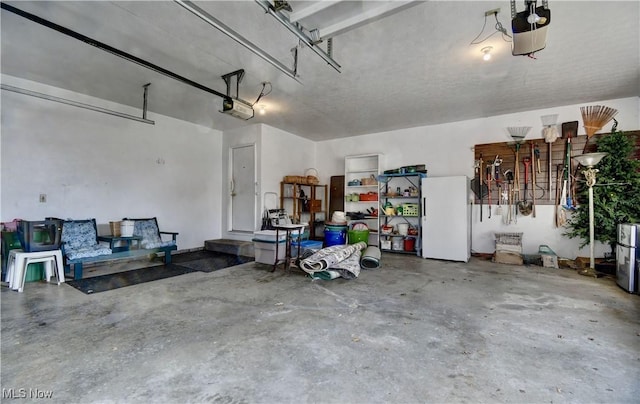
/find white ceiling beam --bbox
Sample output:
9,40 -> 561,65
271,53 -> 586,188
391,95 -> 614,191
319,1 -> 418,38
288,1 -> 341,23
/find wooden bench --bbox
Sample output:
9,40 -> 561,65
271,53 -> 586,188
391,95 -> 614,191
66,245 -> 177,280
61,218 -> 178,280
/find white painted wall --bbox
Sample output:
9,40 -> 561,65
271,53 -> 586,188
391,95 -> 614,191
315,97 -> 640,259
3,73 -> 637,260
221,124 -> 316,241
260,125 -> 316,199
1,75 -> 223,250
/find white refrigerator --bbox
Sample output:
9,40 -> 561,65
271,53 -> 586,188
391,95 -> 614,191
421,176 -> 471,262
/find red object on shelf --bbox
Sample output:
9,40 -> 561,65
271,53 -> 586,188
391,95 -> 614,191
404,237 -> 416,251
359,192 -> 378,201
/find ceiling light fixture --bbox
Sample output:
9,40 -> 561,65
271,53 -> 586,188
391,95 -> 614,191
481,46 -> 493,61
527,12 -> 541,24
258,105 -> 266,115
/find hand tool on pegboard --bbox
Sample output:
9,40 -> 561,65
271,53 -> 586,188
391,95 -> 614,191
493,156 -> 503,216
486,166 -> 492,219
531,142 -> 537,218
542,114 -> 560,201
504,169 -> 514,224
561,121 -> 578,209
534,144 -> 541,174
471,153 -> 488,222
518,156 -> 533,216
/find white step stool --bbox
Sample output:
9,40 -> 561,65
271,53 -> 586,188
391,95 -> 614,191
5,249 -> 65,293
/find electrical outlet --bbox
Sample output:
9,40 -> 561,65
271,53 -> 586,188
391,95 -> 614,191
485,8 -> 500,16
39,193 -> 47,203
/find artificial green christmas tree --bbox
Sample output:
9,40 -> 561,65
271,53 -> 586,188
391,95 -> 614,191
566,120 -> 640,258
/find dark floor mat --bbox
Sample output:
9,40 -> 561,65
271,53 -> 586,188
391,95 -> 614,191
172,250 -> 224,263
175,254 -> 253,272
67,251 -> 254,294
66,264 -> 197,294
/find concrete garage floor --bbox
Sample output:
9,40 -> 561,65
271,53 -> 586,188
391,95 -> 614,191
2,253 -> 639,403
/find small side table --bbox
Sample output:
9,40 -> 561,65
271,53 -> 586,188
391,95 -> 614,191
5,249 -> 65,292
97,235 -> 142,253
272,224 -> 307,272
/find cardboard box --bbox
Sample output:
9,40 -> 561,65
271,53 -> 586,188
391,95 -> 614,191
541,254 -> 559,268
309,199 -> 323,213
494,251 -> 523,265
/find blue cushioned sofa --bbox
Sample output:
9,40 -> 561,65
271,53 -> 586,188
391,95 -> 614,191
61,218 -> 178,280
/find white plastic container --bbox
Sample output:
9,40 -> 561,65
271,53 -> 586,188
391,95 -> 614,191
120,220 -> 135,237
253,229 -> 302,243
253,239 -> 287,265
397,223 -> 409,236
391,235 -> 404,251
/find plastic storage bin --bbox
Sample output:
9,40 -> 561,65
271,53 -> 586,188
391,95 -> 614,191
120,220 -> 135,237
401,204 -> 419,216
253,239 -> 287,265
291,240 -> 323,257
348,229 -> 370,244
1,231 -> 22,278
253,229 -> 304,243
324,225 -> 347,247
24,262 -> 45,282
17,219 -> 62,252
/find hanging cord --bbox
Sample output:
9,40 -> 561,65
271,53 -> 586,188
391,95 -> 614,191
252,82 -> 272,106
527,1 -> 538,59
470,12 -> 512,45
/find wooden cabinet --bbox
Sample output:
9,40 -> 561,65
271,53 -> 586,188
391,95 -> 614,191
329,175 -> 345,218
280,182 -> 328,240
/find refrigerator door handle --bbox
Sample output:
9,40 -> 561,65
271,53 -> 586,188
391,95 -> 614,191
422,196 -> 426,218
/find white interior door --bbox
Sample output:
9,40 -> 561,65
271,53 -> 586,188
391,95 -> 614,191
230,144 -> 256,233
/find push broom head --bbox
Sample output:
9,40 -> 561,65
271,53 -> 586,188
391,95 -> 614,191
541,114 -> 559,143
507,126 -> 532,143
541,114 -> 558,127
580,105 -> 618,138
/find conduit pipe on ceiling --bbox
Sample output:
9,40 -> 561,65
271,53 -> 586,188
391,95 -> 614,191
254,0 -> 341,72
0,2 -> 231,102
174,0 -> 300,82
1,84 -> 156,125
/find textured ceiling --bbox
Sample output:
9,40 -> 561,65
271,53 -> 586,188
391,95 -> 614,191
1,1 -> 638,141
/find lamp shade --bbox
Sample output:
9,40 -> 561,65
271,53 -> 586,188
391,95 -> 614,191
573,152 -> 608,167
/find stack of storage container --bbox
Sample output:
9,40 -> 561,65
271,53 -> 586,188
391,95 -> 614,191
494,232 -> 523,265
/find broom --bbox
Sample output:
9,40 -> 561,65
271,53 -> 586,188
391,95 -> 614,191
580,105 -> 618,155
581,105 -> 618,138
575,105 -> 618,181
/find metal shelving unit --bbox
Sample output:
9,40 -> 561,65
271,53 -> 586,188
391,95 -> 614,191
378,173 -> 426,255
